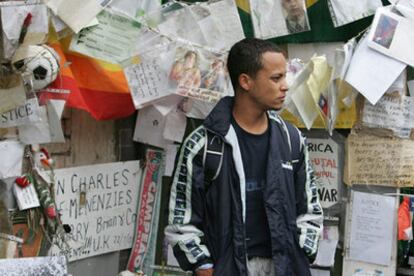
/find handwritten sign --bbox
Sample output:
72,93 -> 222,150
362,94 -> 414,129
349,191 -> 396,266
308,137 -> 340,209
50,161 -> 142,261
124,58 -> 169,109
344,133 -> 414,187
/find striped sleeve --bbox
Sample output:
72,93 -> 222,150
295,133 -> 324,256
164,126 -> 213,271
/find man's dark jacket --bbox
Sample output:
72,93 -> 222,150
165,97 -> 323,275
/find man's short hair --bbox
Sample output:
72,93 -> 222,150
227,38 -> 283,90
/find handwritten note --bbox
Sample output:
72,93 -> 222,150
207,0 -> 245,49
345,133 -> 414,186
49,161 -> 142,261
13,182 -> 41,210
124,59 -> 169,109
0,140 -> 24,179
349,191 -> 396,266
363,94 -> 414,129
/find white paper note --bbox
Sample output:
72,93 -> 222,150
327,0 -> 382,27
250,0 -> 310,39
18,101 -> 65,145
288,42 -> 344,67
314,239 -> 338,267
186,99 -> 216,119
1,2 -> 48,44
156,3 -> 207,45
13,182 -> 41,210
109,0 -> 161,19
45,0 -> 111,33
362,94 -> 414,129
133,106 -> 171,148
152,94 -> 183,116
124,58 -> 171,109
0,98 -> 41,128
349,191 -> 396,266
164,144 -> 179,177
0,140 -> 24,179
345,35 -> 406,105
70,9 -> 141,64
207,0 -> 245,49
163,109 -> 187,143
367,7 -> 414,67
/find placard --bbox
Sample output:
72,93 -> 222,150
308,137 -> 341,209
49,161 -> 142,261
344,133 -> 414,187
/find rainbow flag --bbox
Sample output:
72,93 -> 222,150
45,35 -> 135,120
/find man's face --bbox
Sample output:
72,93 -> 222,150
282,0 -> 305,20
248,52 -> 288,111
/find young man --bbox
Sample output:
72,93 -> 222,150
165,38 -> 323,276
281,0 -> 310,34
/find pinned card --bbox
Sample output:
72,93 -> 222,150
0,140 -> 24,179
18,100 -> 65,145
0,1 -> 48,59
345,35 -> 406,105
367,7 -> 414,67
133,106 -> 172,149
45,0 -> 109,33
13,179 -> 41,210
0,74 -> 26,114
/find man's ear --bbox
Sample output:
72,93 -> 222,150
239,73 -> 253,91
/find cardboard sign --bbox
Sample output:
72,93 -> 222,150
308,137 -> 341,209
345,133 -> 414,187
49,161 -> 142,261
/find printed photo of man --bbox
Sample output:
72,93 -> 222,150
281,0 -> 310,34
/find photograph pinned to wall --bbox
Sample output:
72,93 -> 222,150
327,0 -> 382,27
250,0 -> 310,39
371,13 -> 398,49
168,45 -> 231,103
367,7 -> 414,67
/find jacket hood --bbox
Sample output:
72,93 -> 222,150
203,96 -> 234,137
